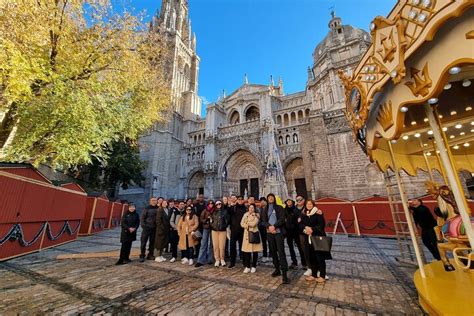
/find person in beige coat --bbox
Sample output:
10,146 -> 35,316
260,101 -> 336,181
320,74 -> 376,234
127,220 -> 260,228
178,206 -> 199,266
240,204 -> 263,273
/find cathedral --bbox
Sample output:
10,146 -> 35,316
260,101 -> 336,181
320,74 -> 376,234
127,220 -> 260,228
119,1 -> 390,204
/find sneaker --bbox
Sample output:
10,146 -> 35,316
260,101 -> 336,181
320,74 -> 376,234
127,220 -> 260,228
181,258 -> 189,265
139,257 -> 145,263
215,261 -> 220,267
261,257 -> 267,263
195,262 -> 203,267
188,259 -> 193,266
124,259 -> 132,264
325,275 -> 329,280
220,260 -> 226,267
243,267 -> 250,273
250,267 -> 256,273
271,269 -> 281,277
115,260 -> 124,265
155,256 -> 165,263
228,263 -> 235,269
170,257 -> 176,263
304,268 -> 312,276
160,256 -> 167,262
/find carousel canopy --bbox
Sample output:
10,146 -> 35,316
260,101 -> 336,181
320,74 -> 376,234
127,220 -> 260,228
340,0 -> 474,174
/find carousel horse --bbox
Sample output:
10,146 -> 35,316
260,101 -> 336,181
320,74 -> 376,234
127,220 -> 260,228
425,181 -> 474,272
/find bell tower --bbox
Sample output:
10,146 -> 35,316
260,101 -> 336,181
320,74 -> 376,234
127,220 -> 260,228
151,0 -> 201,118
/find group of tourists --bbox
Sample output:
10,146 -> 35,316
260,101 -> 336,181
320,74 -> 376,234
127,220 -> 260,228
116,193 -> 332,284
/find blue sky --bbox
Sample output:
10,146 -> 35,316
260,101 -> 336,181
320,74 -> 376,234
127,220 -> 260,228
116,0 -> 396,116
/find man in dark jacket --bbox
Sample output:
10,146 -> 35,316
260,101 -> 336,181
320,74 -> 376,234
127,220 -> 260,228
258,197 -> 270,262
409,199 -> 441,260
116,203 -> 140,265
284,199 -> 306,269
139,197 -> 159,262
228,195 -> 247,268
261,193 -> 289,284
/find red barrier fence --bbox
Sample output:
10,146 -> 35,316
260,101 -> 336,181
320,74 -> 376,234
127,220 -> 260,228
0,170 -> 86,261
316,195 -> 473,237
79,195 -> 110,235
107,201 -> 126,229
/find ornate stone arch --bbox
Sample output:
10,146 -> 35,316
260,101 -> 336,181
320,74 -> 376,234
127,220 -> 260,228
228,109 -> 240,125
244,104 -> 260,121
219,148 -> 263,177
186,169 -> 205,198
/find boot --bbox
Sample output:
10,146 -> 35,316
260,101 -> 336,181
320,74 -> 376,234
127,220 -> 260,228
271,269 -> 281,277
282,270 -> 289,284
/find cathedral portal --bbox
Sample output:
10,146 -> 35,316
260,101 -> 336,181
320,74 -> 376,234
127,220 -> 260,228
222,150 -> 262,198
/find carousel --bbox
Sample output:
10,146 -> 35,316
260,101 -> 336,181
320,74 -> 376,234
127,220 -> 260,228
339,0 -> 474,314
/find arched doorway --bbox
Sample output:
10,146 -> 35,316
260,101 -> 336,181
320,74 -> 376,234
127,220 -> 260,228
284,158 -> 307,198
222,150 -> 262,197
188,171 -> 205,199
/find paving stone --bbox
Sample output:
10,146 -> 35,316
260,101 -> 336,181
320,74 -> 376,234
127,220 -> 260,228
0,228 -> 423,315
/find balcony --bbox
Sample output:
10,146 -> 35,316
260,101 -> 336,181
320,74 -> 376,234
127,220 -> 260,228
217,120 -> 261,139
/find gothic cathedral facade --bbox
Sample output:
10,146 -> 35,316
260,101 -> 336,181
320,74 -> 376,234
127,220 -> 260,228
119,1 -> 390,205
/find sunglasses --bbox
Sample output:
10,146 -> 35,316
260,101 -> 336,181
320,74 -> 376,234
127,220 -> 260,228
296,198 -> 304,202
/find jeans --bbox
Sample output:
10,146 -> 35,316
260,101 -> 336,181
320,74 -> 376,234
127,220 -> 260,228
197,228 -> 213,264
267,232 -> 288,271
140,227 -> 156,258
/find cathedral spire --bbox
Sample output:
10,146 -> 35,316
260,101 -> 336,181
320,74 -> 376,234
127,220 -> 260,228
307,66 -> 313,81
270,75 -> 275,86
244,73 -> 249,85
278,76 -> 284,95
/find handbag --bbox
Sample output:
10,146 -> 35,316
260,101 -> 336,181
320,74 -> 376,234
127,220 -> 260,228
248,229 -> 261,244
192,230 -> 202,240
310,235 -> 332,252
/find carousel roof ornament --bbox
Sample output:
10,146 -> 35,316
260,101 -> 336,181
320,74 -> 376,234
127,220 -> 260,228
340,0 -> 474,153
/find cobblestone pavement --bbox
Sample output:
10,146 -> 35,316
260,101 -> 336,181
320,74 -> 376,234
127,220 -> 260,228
0,229 -> 424,315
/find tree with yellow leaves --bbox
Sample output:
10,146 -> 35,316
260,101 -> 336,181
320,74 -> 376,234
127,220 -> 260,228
0,0 -> 170,168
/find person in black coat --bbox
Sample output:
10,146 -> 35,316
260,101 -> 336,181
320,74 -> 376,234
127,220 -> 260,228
228,196 -> 247,268
261,193 -> 289,284
408,199 -> 441,260
116,203 -> 140,265
299,199 -> 331,283
139,197 -> 159,262
155,200 -> 172,262
284,199 -> 306,269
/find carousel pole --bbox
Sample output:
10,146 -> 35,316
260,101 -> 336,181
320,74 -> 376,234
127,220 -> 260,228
430,137 -> 448,184
387,140 -> 426,278
424,103 -> 474,248
419,138 -> 435,182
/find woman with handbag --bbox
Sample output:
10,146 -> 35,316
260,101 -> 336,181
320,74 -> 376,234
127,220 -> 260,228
240,204 -> 263,273
299,199 -> 332,283
177,206 -> 199,266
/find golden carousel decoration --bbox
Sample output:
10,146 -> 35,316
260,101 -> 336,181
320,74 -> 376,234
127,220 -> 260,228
340,0 -> 474,314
